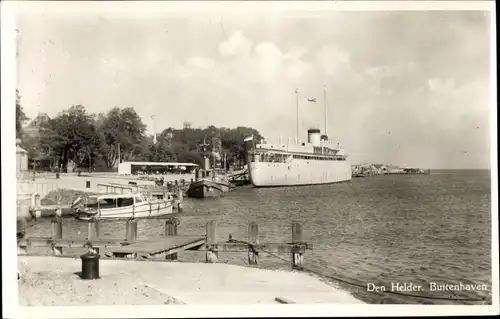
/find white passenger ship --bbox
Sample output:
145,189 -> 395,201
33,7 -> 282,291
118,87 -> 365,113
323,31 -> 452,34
248,129 -> 352,187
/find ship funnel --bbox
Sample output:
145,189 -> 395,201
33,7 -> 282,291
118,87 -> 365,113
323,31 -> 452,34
307,129 -> 321,147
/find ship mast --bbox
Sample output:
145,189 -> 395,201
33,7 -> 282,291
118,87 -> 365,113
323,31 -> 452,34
295,88 -> 299,143
323,85 -> 327,136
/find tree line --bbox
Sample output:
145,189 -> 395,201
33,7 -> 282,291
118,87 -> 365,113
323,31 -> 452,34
16,92 -> 264,172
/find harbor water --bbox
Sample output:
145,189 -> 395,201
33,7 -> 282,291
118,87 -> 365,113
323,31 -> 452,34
25,169 -> 492,304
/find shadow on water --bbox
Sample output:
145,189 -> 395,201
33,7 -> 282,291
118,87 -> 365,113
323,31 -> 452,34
25,170 -> 492,304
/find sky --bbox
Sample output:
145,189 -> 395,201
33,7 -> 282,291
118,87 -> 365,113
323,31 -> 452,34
15,2 -> 493,169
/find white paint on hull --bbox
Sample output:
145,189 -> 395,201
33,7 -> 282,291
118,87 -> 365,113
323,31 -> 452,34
76,200 -> 174,220
249,159 -> 352,187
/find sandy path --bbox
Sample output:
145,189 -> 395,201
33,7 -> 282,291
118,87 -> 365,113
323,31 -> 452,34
18,256 -> 363,306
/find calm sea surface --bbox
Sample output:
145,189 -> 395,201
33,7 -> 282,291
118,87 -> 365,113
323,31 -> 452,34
26,170 -> 492,304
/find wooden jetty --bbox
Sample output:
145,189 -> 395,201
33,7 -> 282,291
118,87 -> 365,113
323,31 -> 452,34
17,218 -> 312,268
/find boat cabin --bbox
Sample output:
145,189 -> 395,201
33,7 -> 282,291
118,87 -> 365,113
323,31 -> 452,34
86,193 -> 147,210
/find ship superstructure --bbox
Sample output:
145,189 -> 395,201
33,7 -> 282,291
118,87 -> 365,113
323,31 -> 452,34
248,129 -> 352,187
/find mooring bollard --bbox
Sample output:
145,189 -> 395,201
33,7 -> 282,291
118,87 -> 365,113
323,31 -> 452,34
164,218 -> 179,260
205,220 -> 218,263
51,217 -> 63,256
125,219 -> 138,242
248,222 -> 259,265
291,222 -> 304,269
86,218 -> 99,241
80,251 -> 100,280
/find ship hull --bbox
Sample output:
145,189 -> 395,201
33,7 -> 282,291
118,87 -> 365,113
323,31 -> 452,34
249,160 -> 352,187
186,179 -> 225,198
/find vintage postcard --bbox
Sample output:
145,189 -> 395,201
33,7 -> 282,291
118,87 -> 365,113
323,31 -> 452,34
2,0 -> 498,318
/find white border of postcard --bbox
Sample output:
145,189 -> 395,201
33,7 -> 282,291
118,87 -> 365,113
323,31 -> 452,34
2,1 -> 498,318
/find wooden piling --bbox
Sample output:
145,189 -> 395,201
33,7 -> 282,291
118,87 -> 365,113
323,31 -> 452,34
125,219 -> 138,242
291,222 -> 304,269
248,222 -> 259,265
87,218 -> 99,241
164,218 -> 178,260
176,188 -> 184,212
51,217 -> 63,256
205,220 -> 218,263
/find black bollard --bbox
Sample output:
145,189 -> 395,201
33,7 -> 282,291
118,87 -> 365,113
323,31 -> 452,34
80,251 -> 100,280
195,169 -> 199,181
56,172 -> 60,179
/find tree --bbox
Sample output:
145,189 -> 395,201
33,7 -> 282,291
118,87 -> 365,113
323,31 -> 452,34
98,107 -> 147,168
16,90 -> 28,139
220,126 -> 263,167
38,105 -> 100,170
147,138 -> 177,162
158,125 -> 264,168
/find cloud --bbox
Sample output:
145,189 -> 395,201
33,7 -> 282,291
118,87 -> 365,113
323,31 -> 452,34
186,57 -> 215,70
218,31 -> 252,57
427,77 -> 456,92
316,44 -> 350,75
16,10 -> 491,169
284,59 -> 309,79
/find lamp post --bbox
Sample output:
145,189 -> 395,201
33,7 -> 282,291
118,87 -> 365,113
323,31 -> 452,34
151,115 -> 157,145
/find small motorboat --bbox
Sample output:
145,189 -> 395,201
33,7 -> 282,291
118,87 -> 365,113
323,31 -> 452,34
73,192 -> 175,220
186,178 -> 225,198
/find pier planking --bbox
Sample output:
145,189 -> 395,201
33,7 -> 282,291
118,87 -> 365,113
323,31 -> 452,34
18,218 -> 312,268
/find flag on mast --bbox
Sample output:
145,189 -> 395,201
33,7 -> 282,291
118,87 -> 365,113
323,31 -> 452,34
307,97 -> 317,102
243,135 -> 254,142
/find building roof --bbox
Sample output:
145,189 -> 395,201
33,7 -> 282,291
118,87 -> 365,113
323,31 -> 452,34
25,112 -> 50,128
120,161 -> 199,167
